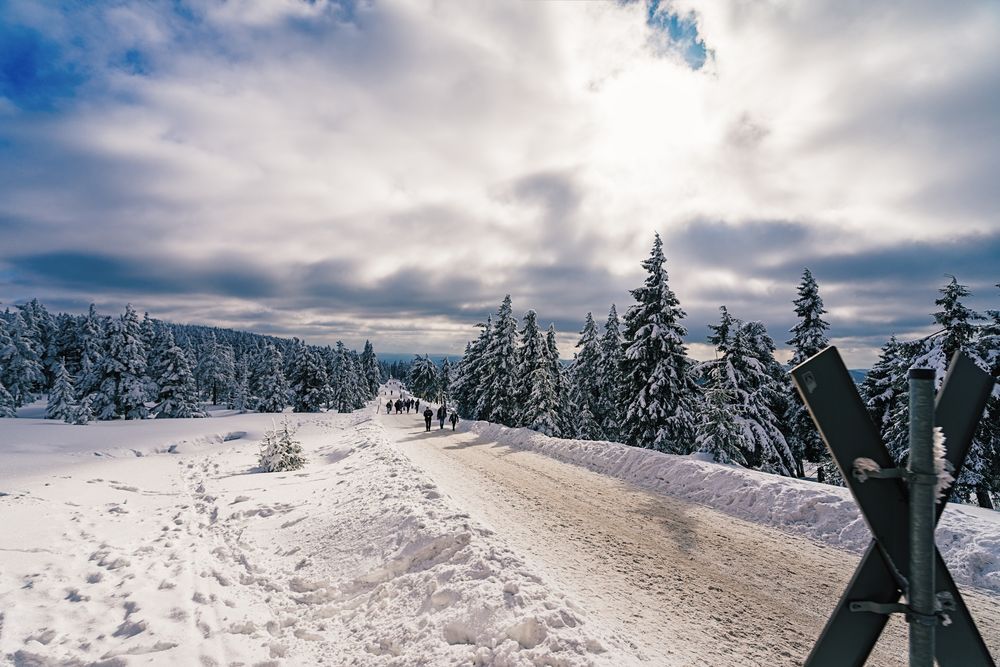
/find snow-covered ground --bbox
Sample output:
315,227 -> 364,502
3,391 -> 998,666
0,406 -> 615,666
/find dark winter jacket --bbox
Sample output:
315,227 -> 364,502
437,406 -> 446,419
423,408 -> 433,419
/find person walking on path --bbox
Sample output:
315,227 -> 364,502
415,399 -> 421,412
385,400 -> 392,414
394,399 -> 402,414
449,410 -> 459,431
437,404 -> 446,430
423,407 -> 434,432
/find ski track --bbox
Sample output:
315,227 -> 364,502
381,409 -> 1000,667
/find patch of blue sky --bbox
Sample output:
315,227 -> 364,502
645,0 -> 708,69
0,24 -> 86,112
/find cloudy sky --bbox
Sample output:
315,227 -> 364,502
1,0 -> 998,367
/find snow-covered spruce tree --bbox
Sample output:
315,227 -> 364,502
52,313 -> 82,378
978,284 -> 1000,507
258,419 -> 306,472
408,354 -> 440,401
361,340 -> 381,398
46,359 -> 77,421
525,354 -> 561,437
288,341 -> 329,413
546,324 -> 577,437
253,343 -> 289,413
737,320 -> 797,476
75,304 -> 106,400
570,312 -> 603,440
343,351 -> 368,410
596,304 -> 624,441
231,357 -> 249,413
152,328 -> 205,419
514,310 -> 544,426
196,334 -> 235,406
620,234 -> 700,452
17,299 -> 56,388
919,277 -> 992,507
785,269 -> 831,477
439,357 -> 453,407
0,379 -> 18,418
477,296 -> 519,426
0,310 -> 45,407
694,363 -> 746,466
90,304 -> 149,420
69,394 -> 93,425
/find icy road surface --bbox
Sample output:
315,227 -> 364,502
382,409 -> 1000,667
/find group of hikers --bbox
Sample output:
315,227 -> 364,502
386,396 -> 420,414
384,395 -> 460,432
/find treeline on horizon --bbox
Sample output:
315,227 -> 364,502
400,234 -> 998,508
0,301 -> 385,422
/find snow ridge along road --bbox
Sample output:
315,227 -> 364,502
380,406 -> 1000,667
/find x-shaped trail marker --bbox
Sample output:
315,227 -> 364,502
790,348 -> 996,667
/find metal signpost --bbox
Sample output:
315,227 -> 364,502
790,347 -> 996,667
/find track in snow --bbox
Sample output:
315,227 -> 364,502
380,409 -> 1000,667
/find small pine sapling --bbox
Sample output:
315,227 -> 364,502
258,419 -> 307,472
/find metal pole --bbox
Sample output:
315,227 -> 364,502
908,368 -> 936,667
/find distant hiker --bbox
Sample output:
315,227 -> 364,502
437,404 -> 446,430
405,399 -> 411,414
385,400 -> 392,414
394,399 -> 402,414
449,410 -> 459,431
415,399 -> 420,411
423,407 -> 433,431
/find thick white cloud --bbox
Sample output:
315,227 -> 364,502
1,0 -> 998,366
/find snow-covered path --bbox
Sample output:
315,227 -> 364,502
381,409 -> 1000,666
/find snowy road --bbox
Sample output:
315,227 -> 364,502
381,409 -> 1000,666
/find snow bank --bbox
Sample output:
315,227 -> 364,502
0,408 -> 619,666
458,420 -> 1000,595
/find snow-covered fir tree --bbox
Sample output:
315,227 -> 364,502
408,354 -> 440,401
70,394 -> 93,425
452,328 -> 487,419
477,296 -> 519,426
439,357 -> 453,408
75,304 -> 105,400
0,310 -> 45,407
17,299 -> 56,387
0,379 -> 18,418
90,304 -> 149,420
736,320 -> 797,476
196,334 -> 235,406
152,328 -> 205,419
253,343 -> 289,413
620,234 -> 699,452
596,304 -> 624,441
785,269 -> 831,477
258,419 -> 306,472
361,340 -> 381,397
521,327 -> 562,437
288,341 -> 329,413
570,312 -> 603,439
46,359 -> 77,421
878,278 -> 996,507
514,310 -> 544,426
694,364 -> 746,465
546,324 -> 576,437
231,356 -> 250,413
978,284 -> 1000,506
